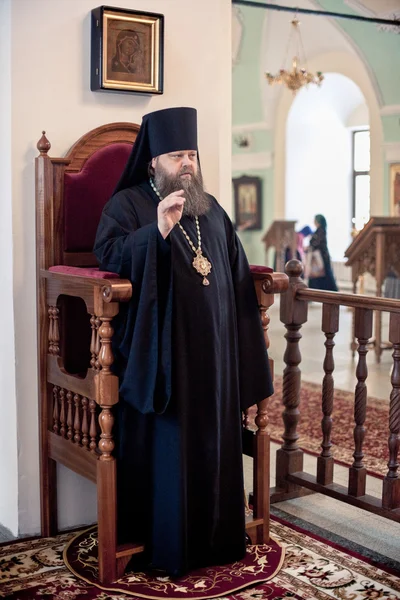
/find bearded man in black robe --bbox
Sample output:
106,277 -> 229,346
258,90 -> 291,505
94,107 -> 273,576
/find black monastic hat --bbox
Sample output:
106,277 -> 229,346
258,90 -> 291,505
114,107 -> 198,193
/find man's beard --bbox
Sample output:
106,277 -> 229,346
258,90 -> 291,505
153,163 -> 211,217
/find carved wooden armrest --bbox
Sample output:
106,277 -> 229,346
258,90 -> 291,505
41,268 -> 133,305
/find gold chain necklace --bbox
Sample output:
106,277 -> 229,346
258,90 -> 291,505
150,178 -> 212,286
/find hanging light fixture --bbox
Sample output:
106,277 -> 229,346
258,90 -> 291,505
265,16 -> 324,94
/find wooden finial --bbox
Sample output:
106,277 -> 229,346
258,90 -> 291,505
285,258 -> 303,278
37,131 -> 51,155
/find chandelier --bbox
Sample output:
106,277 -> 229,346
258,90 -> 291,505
265,17 -> 323,94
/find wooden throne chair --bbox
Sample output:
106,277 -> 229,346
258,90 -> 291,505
35,122 -> 286,584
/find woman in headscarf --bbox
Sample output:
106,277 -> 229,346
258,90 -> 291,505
307,214 -> 338,291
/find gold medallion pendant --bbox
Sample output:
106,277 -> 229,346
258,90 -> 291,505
149,179 -> 213,286
193,249 -> 212,286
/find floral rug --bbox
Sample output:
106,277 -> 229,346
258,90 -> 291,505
1,518 -> 399,600
63,528 -> 283,598
247,376 -> 389,478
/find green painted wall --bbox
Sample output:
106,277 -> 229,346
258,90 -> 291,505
315,0 -> 400,110
232,0 -> 400,262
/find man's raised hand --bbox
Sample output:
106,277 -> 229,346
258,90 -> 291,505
157,190 -> 185,238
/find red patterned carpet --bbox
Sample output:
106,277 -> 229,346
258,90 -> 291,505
1,518 -> 399,599
247,376 -> 390,478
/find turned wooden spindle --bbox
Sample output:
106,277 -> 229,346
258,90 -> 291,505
89,399 -> 97,452
48,307 -> 54,354
255,397 -> 269,434
81,397 -> 89,450
66,390 -> 73,440
52,306 -> 60,355
382,312 -> 400,509
95,317 -> 101,370
90,315 -> 97,369
317,304 -> 339,485
73,394 -> 81,445
349,308 -> 372,497
276,260 -> 308,491
59,388 -> 66,438
98,408 -> 115,462
52,386 -> 60,434
97,317 -> 116,461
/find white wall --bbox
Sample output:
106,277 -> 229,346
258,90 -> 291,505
0,0 -> 18,536
286,105 -> 352,261
285,73 -> 368,261
4,0 -> 232,536
274,52 -> 383,226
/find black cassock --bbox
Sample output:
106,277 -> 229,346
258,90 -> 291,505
94,181 -> 273,575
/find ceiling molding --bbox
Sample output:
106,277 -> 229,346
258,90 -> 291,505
309,0 -> 384,106
344,1 -> 400,33
232,151 -> 272,171
380,105 -> 400,116
384,142 -> 400,162
232,122 -> 271,133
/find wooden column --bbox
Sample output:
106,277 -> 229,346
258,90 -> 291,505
275,260 -> 308,493
374,232 -> 384,363
317,304 -> 339,485
348,308 -> 373,497
95,289 -> 120,584
382,312 -> 400,510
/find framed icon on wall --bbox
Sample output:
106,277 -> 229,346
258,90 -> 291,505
91,6 -> 164,94
232,175 -> 262,231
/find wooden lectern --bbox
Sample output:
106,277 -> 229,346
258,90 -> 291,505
345,216 -> 400,362
262,220 -> 297,273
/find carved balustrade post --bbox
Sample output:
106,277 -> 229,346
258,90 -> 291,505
349,307 -> 373,497
48,306 -> 60,355
90,315 -> 98,369
52,386 -> 60,434
73,394 -> 81,445
382,312 -> 400,510
81,397 -> 89,450
317,304 -> 339,485
59,388 -> 66,438
276,260 -> 308,492
95,287 -> 122,585
97,317 -> 117,462
66,391 -> 73,440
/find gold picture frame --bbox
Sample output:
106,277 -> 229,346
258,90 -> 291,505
91,6 -> 164,94
390,163 -> 400,216
232,175 -> 262,231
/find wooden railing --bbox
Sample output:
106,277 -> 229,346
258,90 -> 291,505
271,260 -> 400,522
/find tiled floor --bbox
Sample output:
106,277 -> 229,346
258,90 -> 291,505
243,299 -> 400,564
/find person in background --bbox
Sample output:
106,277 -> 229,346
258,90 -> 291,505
296,225 -> 313,263
307,214 -> 338,291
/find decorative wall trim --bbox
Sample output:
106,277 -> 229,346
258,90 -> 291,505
232,151 -> 272,172
232,122 -> 271,133
344,1 -> 400,33
384,142 -> 400,162
308,1 -> 383,107
380,105 -> 400,116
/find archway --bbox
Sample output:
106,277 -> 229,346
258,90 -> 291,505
285,72 -> 368,261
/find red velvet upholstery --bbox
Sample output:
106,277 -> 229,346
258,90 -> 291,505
49,265 -> 120,279
250,265 -> 273,274
63,143 -> 132,252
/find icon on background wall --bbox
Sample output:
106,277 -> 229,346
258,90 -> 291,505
232,175 -> 263,231
91,6 -> 164,95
